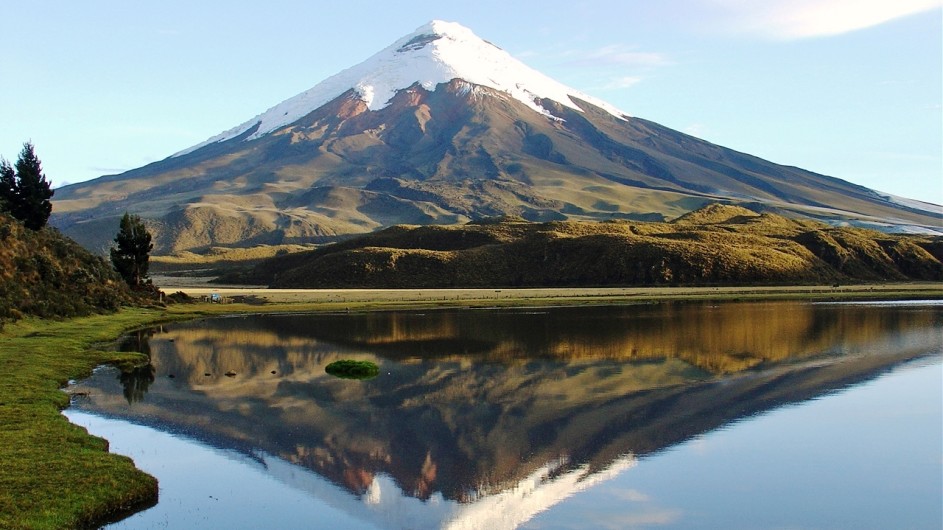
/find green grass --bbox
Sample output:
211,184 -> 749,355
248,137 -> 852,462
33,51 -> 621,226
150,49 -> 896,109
0,309 -> 170,529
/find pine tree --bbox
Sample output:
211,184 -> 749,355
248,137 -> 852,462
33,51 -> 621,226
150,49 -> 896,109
110,212 -> 153,288
12,142 -> 54,230
0,158 -> 15,215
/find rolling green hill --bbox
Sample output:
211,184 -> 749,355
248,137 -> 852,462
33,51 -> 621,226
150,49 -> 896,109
221,204 -> 943,288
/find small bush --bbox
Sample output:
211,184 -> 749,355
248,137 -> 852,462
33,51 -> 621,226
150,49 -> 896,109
165,291 -> 194,304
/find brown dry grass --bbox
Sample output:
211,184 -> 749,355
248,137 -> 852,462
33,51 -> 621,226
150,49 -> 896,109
166,283 -> 943,308
217,204 -> 942,289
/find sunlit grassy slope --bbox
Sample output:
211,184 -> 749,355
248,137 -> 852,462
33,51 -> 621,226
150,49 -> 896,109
0,213 -> 132,327
221,204 -> 943,288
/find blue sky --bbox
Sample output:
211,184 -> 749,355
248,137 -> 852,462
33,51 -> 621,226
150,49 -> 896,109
2,0 -> 940,204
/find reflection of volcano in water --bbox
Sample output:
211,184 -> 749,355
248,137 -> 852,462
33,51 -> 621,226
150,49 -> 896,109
72,302 -> 942,525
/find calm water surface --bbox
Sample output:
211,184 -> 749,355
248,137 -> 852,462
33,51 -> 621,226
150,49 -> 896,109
65,301 -> 943,529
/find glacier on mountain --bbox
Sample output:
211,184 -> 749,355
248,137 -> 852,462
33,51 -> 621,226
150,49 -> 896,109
174,20 -> 628,157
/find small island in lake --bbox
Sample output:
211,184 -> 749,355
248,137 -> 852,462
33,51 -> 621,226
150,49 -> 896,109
325,359 -> 381,380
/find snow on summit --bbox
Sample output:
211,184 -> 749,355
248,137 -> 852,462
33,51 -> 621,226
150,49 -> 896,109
175,20 -> 629,157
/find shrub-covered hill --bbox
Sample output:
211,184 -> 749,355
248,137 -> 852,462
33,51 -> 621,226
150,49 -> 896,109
0,213 -> 132,324
221,204 -> 943,289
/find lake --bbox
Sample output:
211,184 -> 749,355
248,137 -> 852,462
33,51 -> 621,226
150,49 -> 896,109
65,300 -> 943,529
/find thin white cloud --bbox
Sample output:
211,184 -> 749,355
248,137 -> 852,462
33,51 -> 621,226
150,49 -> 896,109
600,76 -> 644,90
553,45 -> 670,93
89,166 -> 130,175
708,0 -> 943,39
573,45 -> 672,67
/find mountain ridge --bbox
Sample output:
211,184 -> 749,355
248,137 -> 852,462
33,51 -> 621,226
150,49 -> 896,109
218,204 -> 943,288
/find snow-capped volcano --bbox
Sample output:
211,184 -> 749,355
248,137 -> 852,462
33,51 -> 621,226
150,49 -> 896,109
175,20 -> 627,156
53,20 -> 941,253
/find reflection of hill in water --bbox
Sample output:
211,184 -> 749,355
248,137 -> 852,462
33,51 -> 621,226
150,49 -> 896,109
77,302 -> 941,507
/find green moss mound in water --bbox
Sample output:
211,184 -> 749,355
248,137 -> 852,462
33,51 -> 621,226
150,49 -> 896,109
325,360 -> 380,380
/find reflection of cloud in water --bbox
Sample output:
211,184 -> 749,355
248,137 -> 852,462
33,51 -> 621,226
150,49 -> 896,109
588,509 -> 683,529
609,488 -> 651,503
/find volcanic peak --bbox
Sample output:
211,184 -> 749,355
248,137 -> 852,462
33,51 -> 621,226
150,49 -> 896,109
174,20 -> 628,157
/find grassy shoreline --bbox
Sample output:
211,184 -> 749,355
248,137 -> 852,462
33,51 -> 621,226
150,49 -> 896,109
0,309 -> 180,529
2,283 -> 940,528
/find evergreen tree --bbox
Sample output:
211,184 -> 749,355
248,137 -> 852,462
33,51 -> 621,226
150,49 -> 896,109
0,158 -> 15,215
110,212 -> 153,288
11,142 -> 54,230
